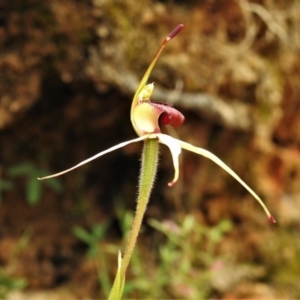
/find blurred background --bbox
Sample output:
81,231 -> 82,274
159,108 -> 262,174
0,0 -> 300,299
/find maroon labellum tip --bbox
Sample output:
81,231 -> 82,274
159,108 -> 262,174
269,215 -> 276,224
151,102 -> 185,127
167,24 -> 184,40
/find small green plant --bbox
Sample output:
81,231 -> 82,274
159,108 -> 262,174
73,223 -> 108,257
73,222 -> 111,298
7,162 -> 62,205
150,216 -> 233,267
102,214 -> 232,299
72,205 -> 137,299
39,24 -> 276,299
145,216 -> 232,299
0,269 -> 27,300
0,230 -> 30,300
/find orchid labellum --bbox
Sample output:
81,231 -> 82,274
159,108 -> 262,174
131,82 -> 185,135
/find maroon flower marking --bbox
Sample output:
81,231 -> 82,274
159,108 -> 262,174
151,102 -> 185,127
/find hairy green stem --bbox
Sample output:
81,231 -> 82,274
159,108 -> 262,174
121,138 -> 159,278
108,138 -> 159,300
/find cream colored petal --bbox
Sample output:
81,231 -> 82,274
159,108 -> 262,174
38,135 -> 149,180
156,133 -> 181,186
132,102 -> 161,135
177,139 -> 275,222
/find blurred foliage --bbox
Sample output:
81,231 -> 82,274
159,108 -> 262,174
0,270 -> 27,300
73,222 -> 111,298
0,231 -> 30,300
73,207 -> 233,299
6,163 -> 62,205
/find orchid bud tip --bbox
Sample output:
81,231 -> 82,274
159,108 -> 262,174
269,215 -> 276,224
167,24 -> 184,39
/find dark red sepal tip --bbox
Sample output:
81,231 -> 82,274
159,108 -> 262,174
269,215 -> 276,224
168,24 -> 184,39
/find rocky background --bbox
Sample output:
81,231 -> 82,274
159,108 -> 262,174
0,0 -> 300,299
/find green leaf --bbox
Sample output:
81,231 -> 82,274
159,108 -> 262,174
26,177 -> 42,205
108,251 -> 125,300
72,226 -> 93,244
8,163 -> 34,176
92,223 -> 106,239
87,245 -> 98,258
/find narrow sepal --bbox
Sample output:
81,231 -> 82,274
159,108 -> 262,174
130,24 -> 184,135
38,136 -> 149,180
178,139 -> 274,221
154,133 -> 275,222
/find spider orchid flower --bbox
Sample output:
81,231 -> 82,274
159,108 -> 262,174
38,24 -> 275,225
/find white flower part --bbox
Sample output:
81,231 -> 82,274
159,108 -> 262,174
38,135 -> 150,180
177,139 -> 274,221
156,133 -> 182,186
